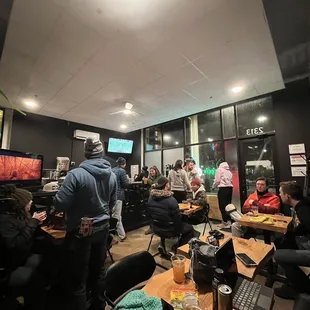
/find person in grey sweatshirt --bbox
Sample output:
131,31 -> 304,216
168,159 -> 191,203
54,137 -> 117,310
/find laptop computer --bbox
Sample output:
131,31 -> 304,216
215,238 -> 274,310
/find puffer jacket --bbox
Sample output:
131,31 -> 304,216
187,185 -> 208,207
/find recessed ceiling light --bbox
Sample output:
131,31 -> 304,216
24,100 -> 37,108
257,115 -> 267,122
163,135 -> 171,141
232,86 -> 243,93
120,124 -> 127,129
123,110 -> 131,115
175,141 -> 179,145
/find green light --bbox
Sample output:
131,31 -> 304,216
203,167 -> 216,176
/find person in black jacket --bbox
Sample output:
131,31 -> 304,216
147,176 -> 199,255
134,166 -> 149,181
273,181 -> 310,299
112,157 -> 129,241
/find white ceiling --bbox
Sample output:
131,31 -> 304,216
0,0 -> 284,132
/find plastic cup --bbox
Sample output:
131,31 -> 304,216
251,206 -> 258,216
171,254 -> 186,283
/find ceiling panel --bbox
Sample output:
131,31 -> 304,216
0,0 -> 284,132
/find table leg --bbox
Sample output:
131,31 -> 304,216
263,230 -> 271,245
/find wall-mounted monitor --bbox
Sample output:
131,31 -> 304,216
108,138 -> 133,154
0,149 -> 43,185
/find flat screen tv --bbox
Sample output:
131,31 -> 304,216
108,138 -> 133,154
0,149 -> 43,185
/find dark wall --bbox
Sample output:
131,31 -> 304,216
273,78 -> 310,183
10,112 -> 141,173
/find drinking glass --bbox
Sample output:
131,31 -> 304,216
251,205 -> 258,216
171,254 -> 186,283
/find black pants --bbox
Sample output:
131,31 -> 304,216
217,187 -> 233,222
59,222 -> 109,310
180,223 -> 200,246
173,190 -> 187,203
274,250 -> 310,293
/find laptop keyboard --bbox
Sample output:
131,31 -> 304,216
233,279 -> 261,310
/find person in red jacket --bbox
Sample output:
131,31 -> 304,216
242,177 -> 280,214
229,177 -> 280,237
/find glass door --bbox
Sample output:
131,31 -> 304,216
239,136 -> 277,205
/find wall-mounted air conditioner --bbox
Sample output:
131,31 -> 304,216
73,129 -> 100,141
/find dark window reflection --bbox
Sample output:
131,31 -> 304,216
162,119 -> 184,148
222,106 -> 236,139
185,110 -> 221,145
185,142 -> 224,192
237,97 -> 274,137
145,126 -> 162,151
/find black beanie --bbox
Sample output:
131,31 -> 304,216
84,137 -> 104,159
116,157 -> 126,166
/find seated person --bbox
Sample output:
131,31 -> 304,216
0,185 -> 47,309
147,176 -> 200,255
187,178 -> 208,207
275,181 -> 310,250
134,166 -> 149,181
227,177 -> 280,237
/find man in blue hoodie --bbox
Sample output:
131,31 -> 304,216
112,157 -> 129,241
54,137 -> 117,310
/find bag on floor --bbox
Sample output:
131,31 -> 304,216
188,238 -> 218,286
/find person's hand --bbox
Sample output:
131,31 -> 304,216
249,199 -> 254,205
32,211 -> 47,224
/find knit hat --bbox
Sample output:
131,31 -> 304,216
116,157 -> 126,166
191,178 -> 201,187
5,186 -> 32,208
154,176 -> 169,189
142,166 -> 148,171
84,137 -> 104,159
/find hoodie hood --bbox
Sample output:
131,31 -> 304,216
150,189 -> 173,200
219,162 -> 230,170
80,158 -> 112,179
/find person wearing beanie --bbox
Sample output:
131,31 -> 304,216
187,178 -> 208,207
147,176 -> 200,256
54,136 -> 117,310
112,157 -> 129,241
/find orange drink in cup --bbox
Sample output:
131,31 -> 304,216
171,254 -> 186,283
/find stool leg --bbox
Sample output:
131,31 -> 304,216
147,234 -> 154,252
203,223 -> 207,235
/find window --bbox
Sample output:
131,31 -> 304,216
185,110 -> 221,145
162,119 -> 184,148
145,151 -> 162,174
144,126 -> 162,151
185,142 -> 224,192
237,97 -> 274,138
221,106 -> 236,139
163,148 -> 184,177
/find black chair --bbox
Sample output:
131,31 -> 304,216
106,218 -> 118,263
147,218 -> 182,257
104,251 -> 156,307
185,203 -> 212,235
294,293 -> 310,310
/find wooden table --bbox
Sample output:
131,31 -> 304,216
41,226 -> 66,244
238,213 -> 292,234
179,203 -> 202,216
177,235 -> 274,280
143,259 -> 212,309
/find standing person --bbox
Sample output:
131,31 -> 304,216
134,166 -> 148,181
186,160 -> 199,183
168,159 -> 191,203
213,162 -> 233,228
112,157 -> 129,242
54,137 -> 117,310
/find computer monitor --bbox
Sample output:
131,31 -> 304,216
107,138 -> 134,154
215,238 -> 236,273
0,149 -> 43,186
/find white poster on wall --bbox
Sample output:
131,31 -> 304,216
289,143 -> 306,154
290,155 -> 306,166
291,166 -> 307,177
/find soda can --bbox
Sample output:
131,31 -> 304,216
218,284 -> 232,310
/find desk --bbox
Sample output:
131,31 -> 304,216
177,235 -> 274,280
179,203 -> 202,216
143,259 -> 212,309
238,214 -> 292,234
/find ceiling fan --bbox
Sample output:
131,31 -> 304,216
108,102 -> 142,117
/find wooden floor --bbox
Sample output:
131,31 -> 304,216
107,222 -> 294,310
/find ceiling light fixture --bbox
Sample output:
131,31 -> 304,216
207,138 -> 214,142
24,100 -> 37,108
232,86 -> 243,93
120,124 -> 127,129
123,110 -> 131,115
175,141 -> 179,145
163,135 -> 171,141
257,115 -> 267,123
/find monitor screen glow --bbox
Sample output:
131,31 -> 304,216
108,138 -> 133,154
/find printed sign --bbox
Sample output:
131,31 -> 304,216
291,166 -> 307,177
290,155 -> 306,166
289,144 -> 306,154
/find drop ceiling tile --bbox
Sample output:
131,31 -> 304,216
132,88 -> 159,104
